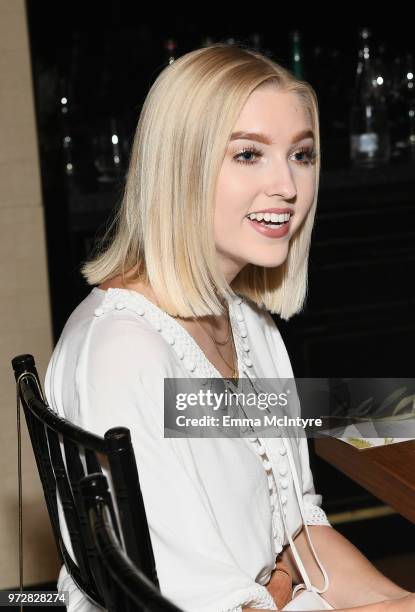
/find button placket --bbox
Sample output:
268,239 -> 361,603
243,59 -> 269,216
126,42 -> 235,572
228,298 -> 248,379
246,436 -> 285,550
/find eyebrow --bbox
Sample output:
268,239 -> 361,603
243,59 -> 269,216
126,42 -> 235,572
229,129 -> 315,145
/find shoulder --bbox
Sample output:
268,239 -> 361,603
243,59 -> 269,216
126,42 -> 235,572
53,288 -> 182,376
90,288 -> 185,369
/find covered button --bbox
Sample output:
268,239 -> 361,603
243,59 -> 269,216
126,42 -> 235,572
280,478 -> 289,489
239,325 -> 248,338
184,359 -> 196,372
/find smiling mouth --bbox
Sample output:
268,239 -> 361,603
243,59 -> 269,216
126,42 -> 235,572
245,212 -> 293,227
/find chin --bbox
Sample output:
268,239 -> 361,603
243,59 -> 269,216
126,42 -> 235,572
248,250 -> 289,269
258,259 -> 288,269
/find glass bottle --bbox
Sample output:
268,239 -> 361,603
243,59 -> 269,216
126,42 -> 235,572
397,53 -> 415,161
92,117 -> 123,187
406,54 -> 415,160
388,55 -> 409,159
59,77 -> 75,178
349,28 -> 391,168
201,35 -> 214,47
250,33 -> 262,52
290,30 -> 304,79
164,38 -> 177,65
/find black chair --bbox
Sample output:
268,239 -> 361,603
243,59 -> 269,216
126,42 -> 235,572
12,353 -> 181,611
80,473 -> 182,612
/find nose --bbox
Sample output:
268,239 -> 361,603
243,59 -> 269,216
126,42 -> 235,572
265,161 -> 297,201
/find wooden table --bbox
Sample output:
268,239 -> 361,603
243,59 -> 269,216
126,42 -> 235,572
314,437 -> 415,524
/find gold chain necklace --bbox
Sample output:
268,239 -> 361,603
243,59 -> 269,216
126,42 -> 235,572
194,309 -> 238,379
195,309 -> 232,346
144,289 -> 238,379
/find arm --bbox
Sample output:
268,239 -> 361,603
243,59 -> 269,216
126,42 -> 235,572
280,525 -> 411,609
261,323 -> 413,611
242,595 -> 415,612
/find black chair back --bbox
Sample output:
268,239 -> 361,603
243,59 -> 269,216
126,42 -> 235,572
80,473 -> 183,612
12,353 -> 158,608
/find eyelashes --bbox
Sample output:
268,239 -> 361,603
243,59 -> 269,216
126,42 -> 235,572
232,144 -> 319,166
233,145 -> 263,165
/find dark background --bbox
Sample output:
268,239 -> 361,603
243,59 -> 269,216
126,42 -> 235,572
24,1 -> 415,583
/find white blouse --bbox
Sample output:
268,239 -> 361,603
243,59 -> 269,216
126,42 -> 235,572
44,287 -> 332,612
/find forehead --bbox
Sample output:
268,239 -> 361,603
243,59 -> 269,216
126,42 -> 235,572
232,87 -> 311,138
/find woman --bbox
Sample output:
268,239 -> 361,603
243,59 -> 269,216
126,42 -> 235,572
45,44 -> 414,611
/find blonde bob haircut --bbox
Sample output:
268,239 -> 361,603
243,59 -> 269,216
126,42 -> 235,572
81,42 -> 321,321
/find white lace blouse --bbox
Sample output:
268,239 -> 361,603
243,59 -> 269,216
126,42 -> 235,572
44,287 -> 332,612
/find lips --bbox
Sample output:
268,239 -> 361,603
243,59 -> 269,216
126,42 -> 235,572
246,215 -> 291,238
245,207 -> 294,217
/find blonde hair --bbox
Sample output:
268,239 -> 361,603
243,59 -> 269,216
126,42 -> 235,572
81,43 -> 321,320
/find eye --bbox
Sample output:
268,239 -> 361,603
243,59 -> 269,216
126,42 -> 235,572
233,145 -> 263,165
291,146 -> 319,166
232,144 -> 319,166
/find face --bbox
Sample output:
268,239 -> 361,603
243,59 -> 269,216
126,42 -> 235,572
214,86 -> 317,284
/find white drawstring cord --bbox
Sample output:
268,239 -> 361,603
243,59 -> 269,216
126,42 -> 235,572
280,434 -> 330,597
274,465 -> 313,594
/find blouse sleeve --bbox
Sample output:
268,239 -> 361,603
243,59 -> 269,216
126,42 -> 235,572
296,436 -> 332,528
78,314 -> 278,612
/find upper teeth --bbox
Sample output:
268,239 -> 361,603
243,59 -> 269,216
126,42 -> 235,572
247,212 -> 291,222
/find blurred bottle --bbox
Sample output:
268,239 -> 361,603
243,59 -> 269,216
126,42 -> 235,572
388,56 -> 408,159
92,117 -> 123,188
201,35 -> 214,47
59,78 -> 76,179
290,30 -> 304,79
250,33 -> 263,52
406,54 -> 415,160
390,53 -> 415,161
349,28 -> 391,168
164,38 -> 177,65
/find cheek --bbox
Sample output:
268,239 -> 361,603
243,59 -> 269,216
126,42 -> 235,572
295,171 -> 316,209
302,183 -> 316,214
215,165 -> 255,216
216,171 -> 238,204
